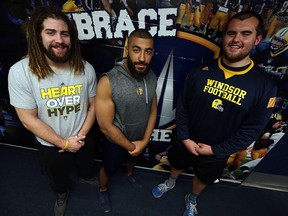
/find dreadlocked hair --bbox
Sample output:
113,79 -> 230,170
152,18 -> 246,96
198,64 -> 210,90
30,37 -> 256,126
26,6 -> 84,80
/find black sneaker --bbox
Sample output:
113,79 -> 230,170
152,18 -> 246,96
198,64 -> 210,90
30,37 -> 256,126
79,176 -> 98,187
99,191 -> 111,213
127,174 -> 142,188
54,192 -> 68,216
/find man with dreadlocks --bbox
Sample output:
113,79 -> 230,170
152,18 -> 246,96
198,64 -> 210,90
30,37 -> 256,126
8,6 -> 97,216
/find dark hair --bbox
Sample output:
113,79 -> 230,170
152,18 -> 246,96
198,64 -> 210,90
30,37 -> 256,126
226,11 -> 264,36
128,29 -> 154,45
26,6 -> 84,80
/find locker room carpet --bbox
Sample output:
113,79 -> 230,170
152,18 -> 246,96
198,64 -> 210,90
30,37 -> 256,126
1,143 -> 288,216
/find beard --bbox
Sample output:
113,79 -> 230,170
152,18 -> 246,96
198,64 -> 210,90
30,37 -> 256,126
126,55 -> 150,79
42,43 -> 70,63
222,50 -> 250,63
222,43 -> 253,63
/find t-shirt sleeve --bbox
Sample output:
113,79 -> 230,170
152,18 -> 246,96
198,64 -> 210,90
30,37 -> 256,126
176,71 -> 194,141
8,61 -> 37,109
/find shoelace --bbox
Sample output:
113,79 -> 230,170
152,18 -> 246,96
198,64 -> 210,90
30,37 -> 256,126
187,202 -> 198,215
57,193 -> 67,206
158,182 -> 170,192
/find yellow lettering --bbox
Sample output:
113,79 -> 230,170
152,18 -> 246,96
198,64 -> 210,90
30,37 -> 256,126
231,95 -> 238,103
222,91 -> 228,99
216,82 -> 224,89
75,84 -> 82,94
236,97 -> 242,105
233,88 -> 241,95
203,85 -> 210,92
206,79 -> 215,86
226,93 -> 232,101
239,90 -> 247,99
60,86 -> 68,96
40,88 -> 52,99
67,86 -> 76,95
51,87 -> 60,98
212,88 -> 218,95
228,85 -> 234,94
222,83 -> 229,91
204,79 -> 246,106
208,87 -> 214,94
217,89 -> 224,97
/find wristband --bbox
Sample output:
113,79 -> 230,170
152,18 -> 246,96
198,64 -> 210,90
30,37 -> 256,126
63,139 -> 69,150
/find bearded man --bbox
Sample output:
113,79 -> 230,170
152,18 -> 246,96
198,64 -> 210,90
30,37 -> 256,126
8,6 -> 97,216
95,29 -> 157,213
152,10 -> 277,216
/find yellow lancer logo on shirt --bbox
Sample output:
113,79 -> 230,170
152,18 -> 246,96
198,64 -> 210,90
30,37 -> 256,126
202,66 -> 209,71
267,97 -> 276,108
137,87 -> 143,95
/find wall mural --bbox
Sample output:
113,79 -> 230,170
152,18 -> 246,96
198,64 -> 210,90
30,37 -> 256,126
0,0 -> 287,182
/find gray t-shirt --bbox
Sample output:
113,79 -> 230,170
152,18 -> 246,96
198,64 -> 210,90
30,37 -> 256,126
8,57 -> 97,147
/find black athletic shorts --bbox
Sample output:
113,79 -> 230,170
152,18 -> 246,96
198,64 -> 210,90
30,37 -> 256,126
168,139 -> 228,185
101,138 -> 143,177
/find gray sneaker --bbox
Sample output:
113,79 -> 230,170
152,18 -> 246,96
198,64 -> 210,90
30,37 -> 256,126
80,176 -> 98,187
152,180 -> 175,198
183,194 -> 198,216
54,192 -> 68,216
225,171 -> 236,180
